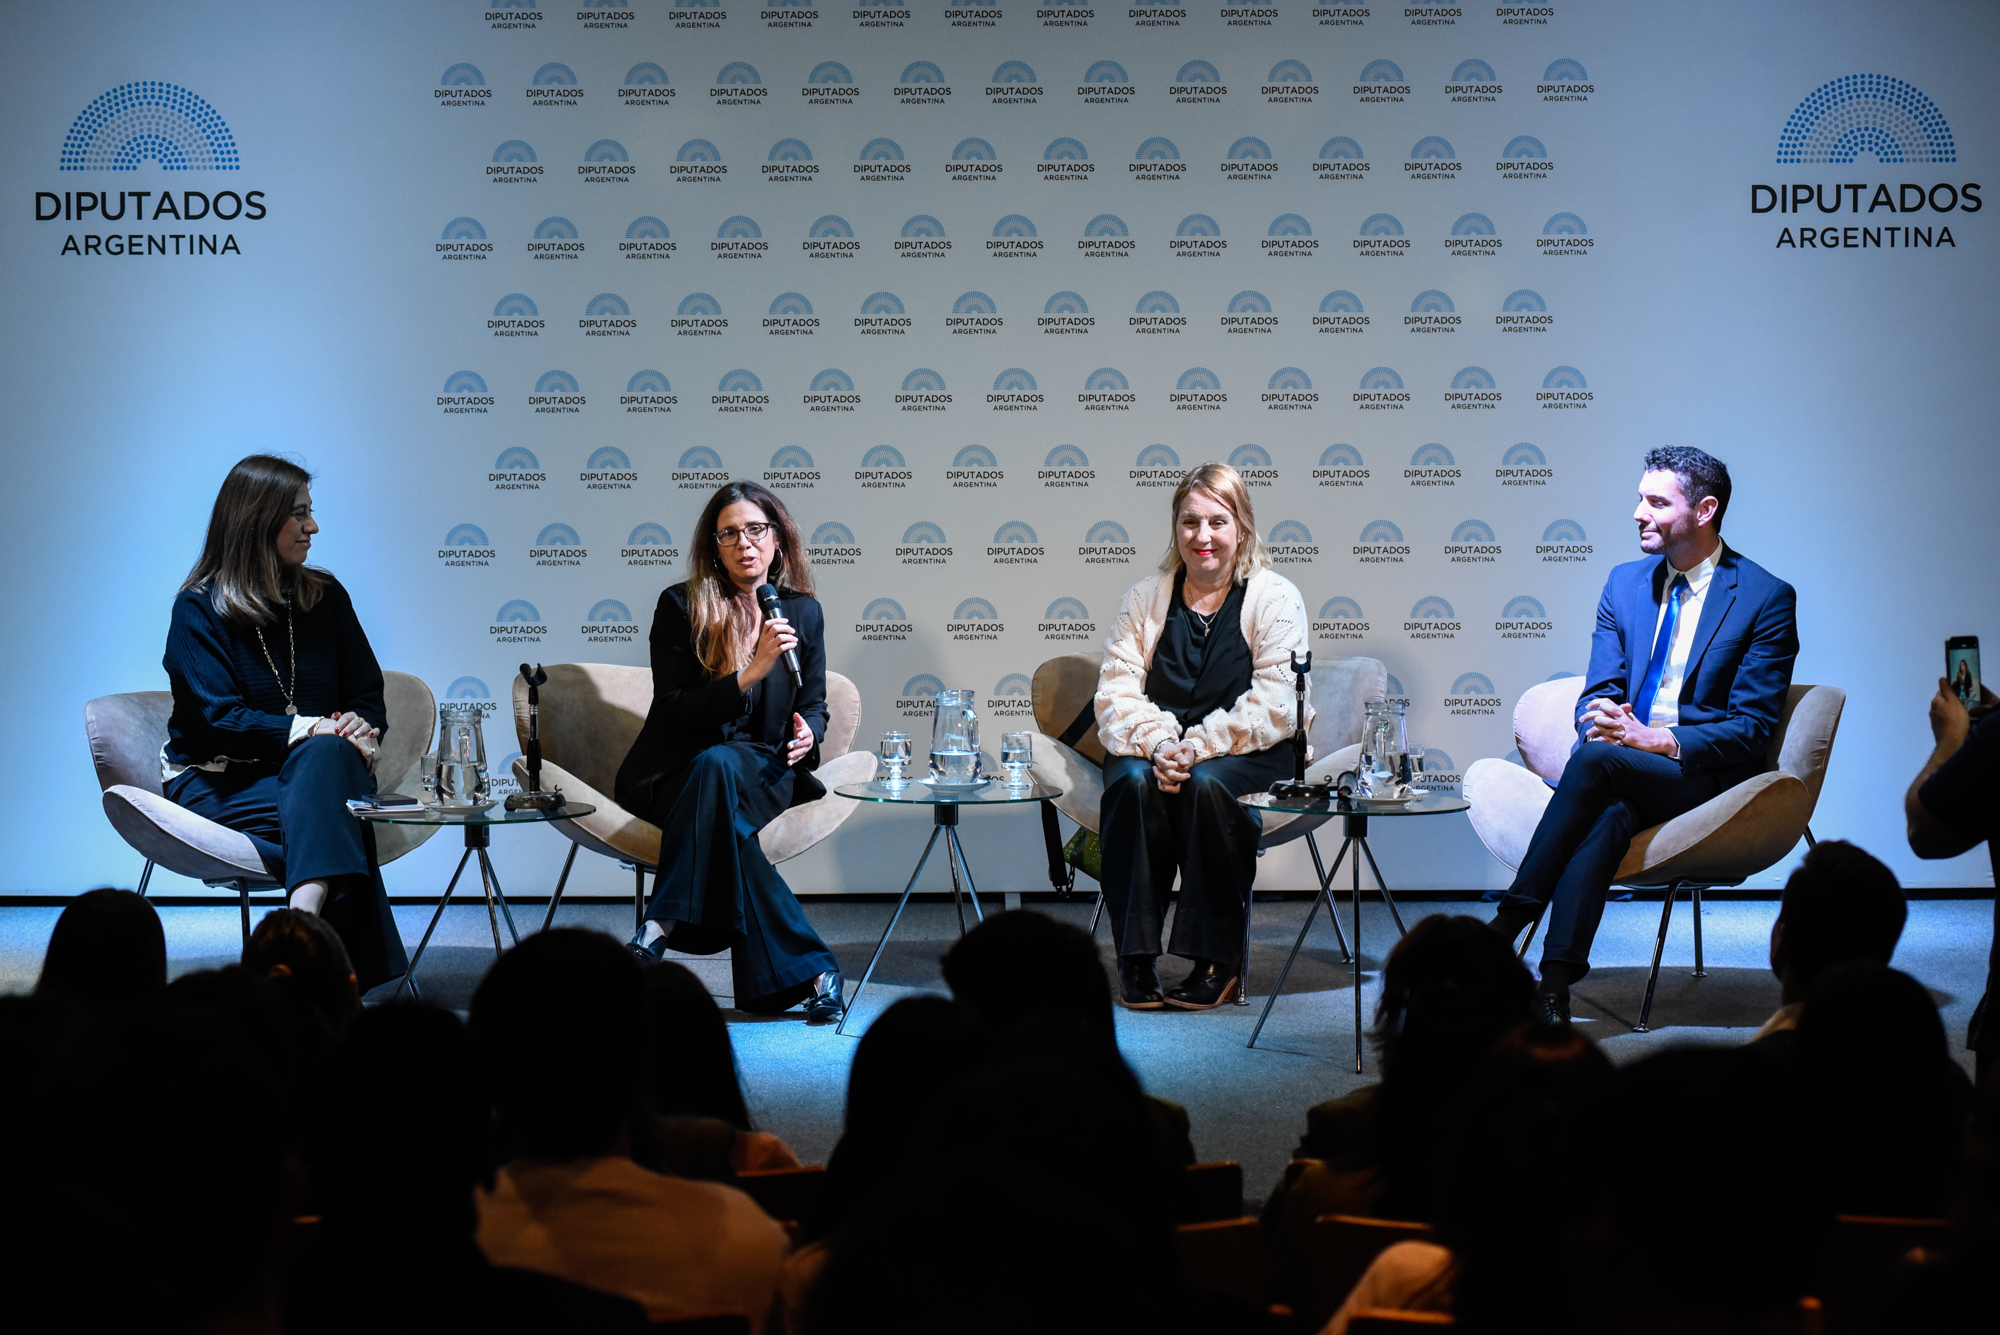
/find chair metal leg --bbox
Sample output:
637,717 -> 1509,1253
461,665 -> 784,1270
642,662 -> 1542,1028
1690,883 -> 1706,977
1803,826 -> 1818,848
239,882 -> 252,947
540,844 -> 579,934
1516,905 -> 1548,962
1090,892 -> 1105,939
634,864 -> 648,933
1305,834 -> 1352,962
1238,886 -> 1252,1005
136,860 -> 154,898
1248,837 -> 1352,1048
1634,885 -> 1680,1033
838,826 -> 945,1035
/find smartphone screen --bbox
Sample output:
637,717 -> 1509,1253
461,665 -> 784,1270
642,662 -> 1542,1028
1947,637 -> 1981,707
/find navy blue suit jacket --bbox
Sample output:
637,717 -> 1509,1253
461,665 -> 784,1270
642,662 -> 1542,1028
1575,546 -> 1798,784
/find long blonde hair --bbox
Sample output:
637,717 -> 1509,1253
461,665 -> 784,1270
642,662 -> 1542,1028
684,481 -> 814,678
1158,462 -> 1269,581
182,454 -> 326,624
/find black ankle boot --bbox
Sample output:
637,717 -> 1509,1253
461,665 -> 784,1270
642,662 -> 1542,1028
1117,956 -> 1164,1010
1164,958 -> 1239,1011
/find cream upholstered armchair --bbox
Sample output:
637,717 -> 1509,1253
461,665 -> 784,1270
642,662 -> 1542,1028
1463,676 -> 1845,1030
85,671 -> 440,943
510,662 -> 876,930
1026,651 -> 1390,999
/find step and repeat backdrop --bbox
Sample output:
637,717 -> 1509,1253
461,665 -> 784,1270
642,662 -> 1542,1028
6,2 -> 1996,895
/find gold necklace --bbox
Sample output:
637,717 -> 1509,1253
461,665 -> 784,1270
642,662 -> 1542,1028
253,609 -> 298,715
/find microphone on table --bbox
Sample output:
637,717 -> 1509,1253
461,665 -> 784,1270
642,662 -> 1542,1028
756,582 -> 803,689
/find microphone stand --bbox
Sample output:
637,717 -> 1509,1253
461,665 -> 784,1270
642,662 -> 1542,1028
504,663 -> 565,812
1269,650 -> 1340,803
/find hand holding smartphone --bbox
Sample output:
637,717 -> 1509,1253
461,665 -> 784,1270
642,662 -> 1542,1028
1947,636 -> 1982,709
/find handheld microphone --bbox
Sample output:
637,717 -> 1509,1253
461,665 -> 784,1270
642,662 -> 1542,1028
756,583 -> 803,689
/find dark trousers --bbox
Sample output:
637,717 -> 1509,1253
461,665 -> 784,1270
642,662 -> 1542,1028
638,742 -> 837,1007
1497,741 -> 1724,981
168,735 -> 408,992
1099,747 -> 1293,967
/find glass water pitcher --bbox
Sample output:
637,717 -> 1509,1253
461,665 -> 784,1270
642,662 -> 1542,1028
433,703 -> 491,808
928,689 -> 982,784
1360,699 -> 1409,796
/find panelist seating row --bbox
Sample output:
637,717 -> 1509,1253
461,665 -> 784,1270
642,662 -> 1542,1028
84,672 -> 441,944
509,663 -> 877,934
1462,676 -> 1844,1030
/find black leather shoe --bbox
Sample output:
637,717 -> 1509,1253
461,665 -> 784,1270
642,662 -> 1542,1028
1117,957 -> 1165,1010
1164,959 -> 1240,1011
1534,985 -> 1572,1026
628,928 -> 668,963
803,971 -> 844,1024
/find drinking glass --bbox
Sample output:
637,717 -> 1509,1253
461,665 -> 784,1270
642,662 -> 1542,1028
1403,746 -> 1428,794
420,752 -> 439,803
878,731 -> 912,786
1000,732 -> 1033,786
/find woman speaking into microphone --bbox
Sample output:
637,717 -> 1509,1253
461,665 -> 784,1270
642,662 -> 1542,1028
615,481 -> 843,1024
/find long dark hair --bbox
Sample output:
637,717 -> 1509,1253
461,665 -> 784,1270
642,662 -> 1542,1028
182,454 -> 324,624
644,961 -> 755,1130
684,480 -> 812,679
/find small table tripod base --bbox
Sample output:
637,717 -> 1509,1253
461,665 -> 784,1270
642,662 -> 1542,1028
838,804 -> 985,1035
398,823 -> 522,998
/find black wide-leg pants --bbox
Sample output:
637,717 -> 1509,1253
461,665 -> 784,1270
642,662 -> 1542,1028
168,735 -> 408,992
1099,746 -> 1293,967
1495,741 -> 1724,981
639,742 -> 837,1008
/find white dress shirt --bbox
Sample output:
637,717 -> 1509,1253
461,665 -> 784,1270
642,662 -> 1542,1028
1645,541 -> 1725,732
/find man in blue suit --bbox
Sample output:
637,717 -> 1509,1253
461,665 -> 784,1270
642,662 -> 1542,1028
1489,447 -> 1799,1022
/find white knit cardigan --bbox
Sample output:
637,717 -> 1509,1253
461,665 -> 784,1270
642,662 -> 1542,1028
1094,566 -> 1312,763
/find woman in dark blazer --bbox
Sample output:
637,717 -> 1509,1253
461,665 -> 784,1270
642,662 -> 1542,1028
163,455 -> 406,992
616,481 -> 842,1023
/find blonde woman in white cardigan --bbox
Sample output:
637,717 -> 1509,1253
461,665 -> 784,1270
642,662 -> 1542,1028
1095,463 -> 1309,1010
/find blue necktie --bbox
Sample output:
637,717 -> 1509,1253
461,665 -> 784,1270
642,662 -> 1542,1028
1632,574 -> 1689,726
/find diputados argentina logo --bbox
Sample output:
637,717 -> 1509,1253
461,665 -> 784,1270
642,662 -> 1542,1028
42,83 -> 266,257
1752,76 -> 1977,252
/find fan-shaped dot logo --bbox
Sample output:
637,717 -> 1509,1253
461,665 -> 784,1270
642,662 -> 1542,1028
1410,136 -> 1455,161
1451,214 -> 1497,238
993,368 -> 1037,391
993,61 -> 1038,84
953,138 -> 997,163
1268,520 -> 1313,544
1321,443 -> 1364,467
862,445 -> 907,468
448,678 -> 495,709
535,523 -> 581,548
1542,366 -> 1586,389
532,63 -> 578,88
1269,60 -> 1313,84
808,215 -> 853,238
718,369 -> 763,392
1136,444 -> 1181,467
1085,520 -> 1129,544
626,63 -> 669,87
535,218 -> 579,242
995,674 -> 1032,698
1359,366 -> 1404,390
994,214 -> 1038,237
957,445 -> 1000,468
1359,213 -> 1404,237
1412,443 -> 1455,467
953,598 -> 999,622
1136,291 -> 1180,314
584,140 -> 629,163
1177,214 -> 1222,237
1543,212 -> 1587,236
1320,597 -> 1365,622
495,447 -> 540,472
903,674 -> 945,700
1227,291 -> 1272,314
627,369 -> 671,393
442,217 -> 487,241
1083,214 -> 1129,238
898,368 -> 946,395
1502,289 -> 1546,312
1450,673 -> 1497,698
767,139 -> 812,163
770,446 -> 815,470
1502,442 -> 1546,466
811,369 -> 855,393
1452,60 -> 1496,84
1135,137 -> 1180,161
1544,59 -> 1588,83
677,139 -> 721,163
1502,596 -> 1547,620
1177,61 -> 1221,84
859,292 -> 905,316
1412,290 -> 1455,313
900,61 -> 945,86
585,293 -> 629,318
717,62 -> 762,86
1543,519 -> 1587,543
494,293 -> 538,318
493,140 -> 537,163
1503,135 -> 1548,160
442,63 -> 486,87
901,217 -> 946,241
902,521 -> 948,544
678,293 -> 722,316
496,599 -> 541,624
1045,598 -> 1090,621
679,447 -> 725,470
812,522 -> 856,547
1265,214 -> 1310,238
809,62 -> 853,86
1320,291 -> 1364,314
1048,444 -> 1090,467
535,370 -> 579,394
1267,368 -> 1312,392
1086,368 -> 1130,392
769,292 -> 813,315
1452,367 -> 1497,389
1319,137 -> 1365,162
954,292 -> 998,315
1411,596 -> 1455,621
1044,291 -> 1088,314
992,520 -> 1037,545
1228,137 -> 1273,162
443,371 -> 488,395
1358,60 -> 1405,84
586,600 -> 633,625
1230,444 -> 1273,468
626,216 -> 669,239
1084,60 -> 1130,85
1360,519 -> 1404,544
1778,75 -> 1954,165
61,82 -> 241,171
628,523 -> 674,547
861,138 -> 906,162
1451,520 -> 1497,544
445,524 -> 491,547
1044,137 -> 1089,161
586,446 -> 631,471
